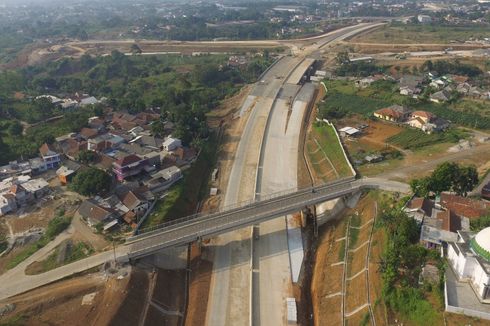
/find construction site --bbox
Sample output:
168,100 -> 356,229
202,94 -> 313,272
1,19 -> 490,326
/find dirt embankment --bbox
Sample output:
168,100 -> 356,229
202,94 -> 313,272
185,245 -> 213,326
0,271 -> 131,326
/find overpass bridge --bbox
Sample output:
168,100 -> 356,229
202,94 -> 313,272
125,177 -> 409,259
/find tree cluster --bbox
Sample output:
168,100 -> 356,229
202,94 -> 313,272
69,168 -> 112,196
410,162 -> 479,197
421,59 -> 482,78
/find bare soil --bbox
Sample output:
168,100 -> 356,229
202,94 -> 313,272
345,306 -> 370,326
185,245 -> 213,326
311,218 -> 348,326
109,268 -> 150,326
0,271 -> 131,326
345,274 -> 368,313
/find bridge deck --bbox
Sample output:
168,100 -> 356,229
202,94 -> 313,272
125,178 -> 409,259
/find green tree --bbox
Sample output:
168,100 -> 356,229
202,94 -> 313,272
76,150 -> 97,164
151,120 -> 165,137
430,162 -> 459,194
131,43 -> 142,54
453,165 -> 478,197
70,168 -> 112,196
410,177 -> 431,198
8,121 -> 23,136
336,51 -> 350,65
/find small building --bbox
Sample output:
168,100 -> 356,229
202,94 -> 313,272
417,14 -> 432,23
374,105 -> 411,122
145,166 -> 182,192
56,161 -> 81,185
21,178 -> 49,199
78,199 -> 117,228
430,90 -> 450,103
162,137 -> 182,152
87,133 -> 125,152
404,197 -> 434,222
364,154 -> 383,163
79,127 -> 99,140
0,194 -> 16,216
29,158 -> 48,175
80,96 -> 99,107
355,77 -> 375,89
119,190 -> 150,218
439,193 -> 490,219
338,126 -> 361,138
399,86 -> 421,97
39,143 -> 61,169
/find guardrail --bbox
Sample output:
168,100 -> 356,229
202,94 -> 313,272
130,176 -> 355,240
127,179 -> 360,258
125,177 -> 407,257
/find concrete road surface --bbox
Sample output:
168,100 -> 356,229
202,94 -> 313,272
205,55 -> 303,326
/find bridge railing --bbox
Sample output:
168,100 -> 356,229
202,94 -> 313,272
129,176 -> 355,241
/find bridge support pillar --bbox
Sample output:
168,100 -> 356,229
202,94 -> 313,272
312,205 -> 318,238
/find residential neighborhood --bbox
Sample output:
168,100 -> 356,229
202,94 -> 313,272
0,109 -> 191,234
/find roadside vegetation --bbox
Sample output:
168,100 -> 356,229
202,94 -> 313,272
377,197 -> 445,325
6,213 -> 72,270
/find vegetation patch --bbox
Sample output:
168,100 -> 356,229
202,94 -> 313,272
310,122 -> 353,178
377,199 -> 446,325
25,240 -> 94,275
386,128 -> 465,150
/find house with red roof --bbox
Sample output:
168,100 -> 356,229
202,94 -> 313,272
373,105 -> 411,122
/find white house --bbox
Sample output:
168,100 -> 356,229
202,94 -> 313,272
447,228 -> 490,302
80,96 -> 99,107
418,14 -> 432,23
162,137 -> 182,152
145,166 -> 182,192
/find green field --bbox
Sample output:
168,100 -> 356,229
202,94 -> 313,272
310,122 -> 353,179
387,128 -> 467,150
354,23 -> 490,44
